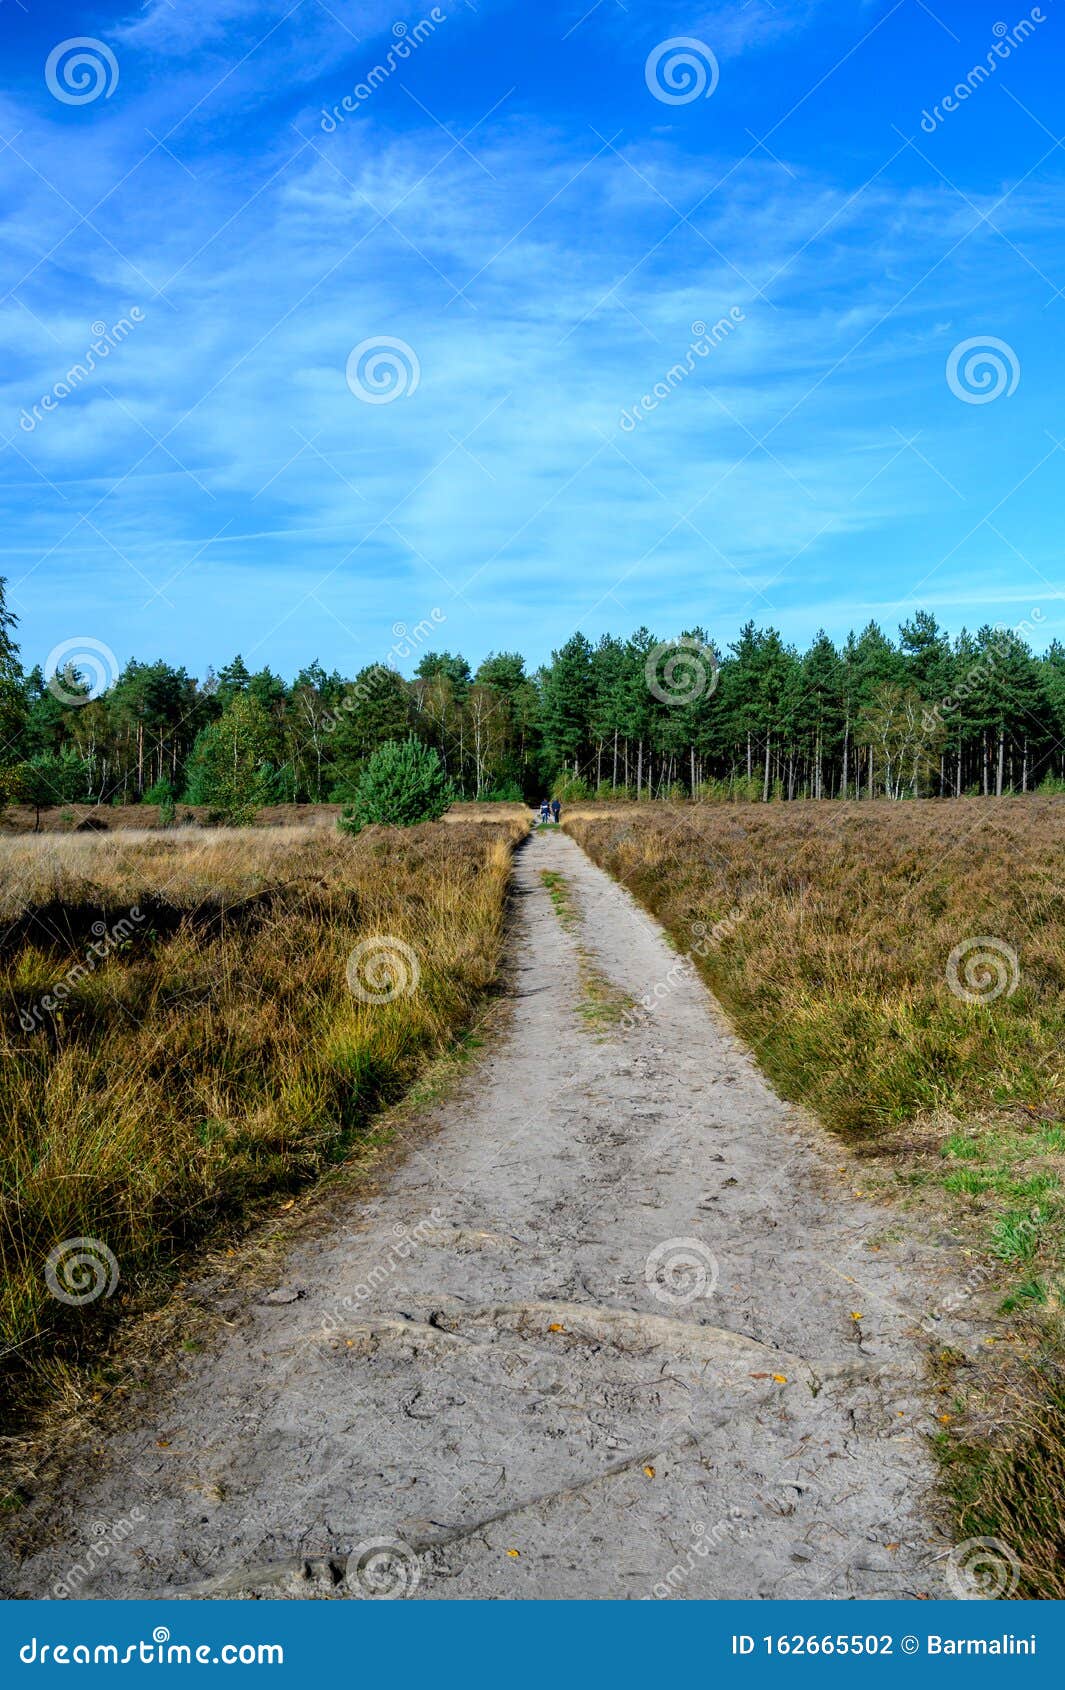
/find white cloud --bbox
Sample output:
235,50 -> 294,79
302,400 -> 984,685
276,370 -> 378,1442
2,0 -> 1062,675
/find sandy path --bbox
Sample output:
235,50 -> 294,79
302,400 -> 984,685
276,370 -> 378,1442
2,827 -> 961,1600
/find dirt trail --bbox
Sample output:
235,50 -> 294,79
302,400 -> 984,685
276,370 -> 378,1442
2,828 -> 964,1600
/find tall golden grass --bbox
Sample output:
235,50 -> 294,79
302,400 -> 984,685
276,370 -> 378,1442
0,818 -> 524,1416
565,799 -> 1064,1131
564,797 -> 1065,1595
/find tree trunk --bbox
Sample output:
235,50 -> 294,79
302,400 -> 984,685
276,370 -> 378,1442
762,738 -> 771,803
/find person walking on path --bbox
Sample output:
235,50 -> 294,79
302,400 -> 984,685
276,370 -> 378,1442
539,799 -> 550,823
551,798 -> 561,824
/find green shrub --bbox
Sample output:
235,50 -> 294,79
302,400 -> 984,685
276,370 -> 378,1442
551,774 -> 589,803
338,738 -> 455,833
142,777 -> 176,806
143,776 -> 177,827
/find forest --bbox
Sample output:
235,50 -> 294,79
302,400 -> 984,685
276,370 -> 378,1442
1,577 -> 1062,818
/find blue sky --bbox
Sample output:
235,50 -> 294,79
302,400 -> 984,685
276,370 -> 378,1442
1,0 -> 1063,684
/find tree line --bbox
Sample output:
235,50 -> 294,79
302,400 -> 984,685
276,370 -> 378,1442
1,577 -> 1062,821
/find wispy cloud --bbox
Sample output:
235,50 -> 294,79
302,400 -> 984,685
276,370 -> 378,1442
1,0 -> 1063,675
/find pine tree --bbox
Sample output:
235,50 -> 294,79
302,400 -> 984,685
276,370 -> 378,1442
541,633 -> 593,779
330,667 -> 411,798
338,739 -> 455,831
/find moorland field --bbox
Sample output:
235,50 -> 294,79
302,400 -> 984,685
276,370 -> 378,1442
1,794 -> 1062,1594
565,797 -> 1065,1595
0,814 -> 523,1420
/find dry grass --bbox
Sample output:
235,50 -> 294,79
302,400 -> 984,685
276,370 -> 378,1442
0,797 -> 529,836
0,803 -> 344,834
444,800 -> 530,823
0,816 -> 525,1419
564,797 -> 1065,1594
